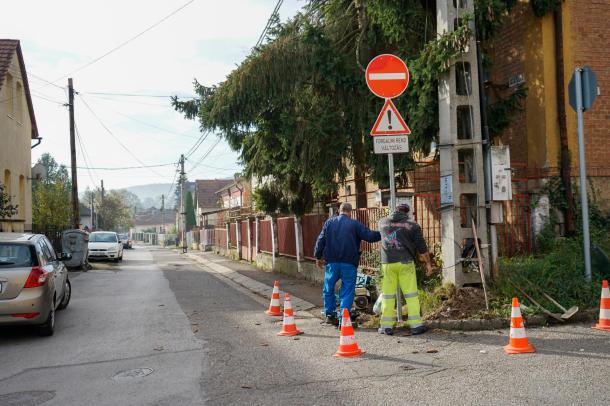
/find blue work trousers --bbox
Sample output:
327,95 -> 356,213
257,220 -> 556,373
323,262 -> 357,318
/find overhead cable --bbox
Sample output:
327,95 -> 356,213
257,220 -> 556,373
51,0 -> 197,83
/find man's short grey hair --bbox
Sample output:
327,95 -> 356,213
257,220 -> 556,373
339,202 -> 352,213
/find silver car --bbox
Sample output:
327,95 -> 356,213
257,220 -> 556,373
0,233 -> 72,336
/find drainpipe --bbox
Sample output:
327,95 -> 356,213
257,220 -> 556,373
31,137 -> 42,149
554,5 -> 576,236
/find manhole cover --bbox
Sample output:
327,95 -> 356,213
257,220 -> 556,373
112,368 -> 154,381
0,391 -> 55,406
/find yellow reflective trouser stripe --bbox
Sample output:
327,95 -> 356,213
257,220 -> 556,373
380,262 -> 422,328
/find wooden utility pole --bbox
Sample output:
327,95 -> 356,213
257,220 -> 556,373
161,194 -> 165,234
68,78 -> 79,229
180,155 -> 187,253
100,180 -> 105,230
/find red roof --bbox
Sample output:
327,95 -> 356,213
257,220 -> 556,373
195,179 -> 233,210
0,39 -> 39,139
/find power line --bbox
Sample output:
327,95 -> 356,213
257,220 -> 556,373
92,103 -> 200,140
185,130 -> 210,158
187,138 -> 222,174
87,93 -> 173,107
52,0 -> 196,83
75,122 -> 98,186
75,163 -> 176,171
78,94 -> 165,177
254,0 -> 284,49
81,91 -> 197,99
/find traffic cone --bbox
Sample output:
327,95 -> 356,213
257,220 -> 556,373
265,280 -> 282,316
334,308 -> 363,357
504,297 -> 535,354
593,280 -> 610,332
277,293 -> 303,336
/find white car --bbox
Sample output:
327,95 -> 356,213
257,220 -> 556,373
88,232 -> 124,262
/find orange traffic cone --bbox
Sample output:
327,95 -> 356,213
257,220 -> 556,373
265,280 -> 282,316
277,293 -> 303,336
504,297 -> 535,354
593,280 -> 610,332
334,308 -> 363,357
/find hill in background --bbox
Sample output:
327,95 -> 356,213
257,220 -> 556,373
122,182 -> 195,209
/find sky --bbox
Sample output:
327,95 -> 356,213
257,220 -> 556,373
1,0 -> 303,192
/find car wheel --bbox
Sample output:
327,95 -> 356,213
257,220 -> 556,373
57,279 -> 71,310
38,304 -> 55,336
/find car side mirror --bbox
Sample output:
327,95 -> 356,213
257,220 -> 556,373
59,252 -> 73,261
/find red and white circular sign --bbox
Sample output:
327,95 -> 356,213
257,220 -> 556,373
365,54 -> 409,99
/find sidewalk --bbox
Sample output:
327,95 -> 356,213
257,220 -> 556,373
184,250 -> 324,313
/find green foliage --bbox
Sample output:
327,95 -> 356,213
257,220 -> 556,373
99,190 -> 133,231
185,191 -> 196,229
487,85 -> 527,138
252,182 -> 285,215
530,0 -> 561,17
0,182 -> 18,218
173,1 -> 526,215
32,154 -> 72,228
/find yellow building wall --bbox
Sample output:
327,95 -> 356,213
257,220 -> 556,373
0,49 -> 33,232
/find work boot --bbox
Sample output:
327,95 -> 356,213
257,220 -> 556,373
410,325 -> 428,335
323,315 -> 339,327
378,327 -> 394,335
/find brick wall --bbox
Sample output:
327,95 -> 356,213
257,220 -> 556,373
489,2 -> 529,163
568,0 -> 609,174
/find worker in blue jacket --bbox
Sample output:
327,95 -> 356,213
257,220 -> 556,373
314,202 -> 381,326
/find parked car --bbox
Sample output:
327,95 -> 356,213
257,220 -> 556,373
119,233 -> 132,249
88,231 -> 123,262
0,233 -> 72,336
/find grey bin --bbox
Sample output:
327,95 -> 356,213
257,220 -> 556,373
61,230 -> 90,269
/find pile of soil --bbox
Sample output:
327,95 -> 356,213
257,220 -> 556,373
425,287 -> 489,320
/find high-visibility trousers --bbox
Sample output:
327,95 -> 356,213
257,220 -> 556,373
379,261 -> 423,330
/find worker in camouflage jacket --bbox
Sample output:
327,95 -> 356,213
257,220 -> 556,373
377,203 -> 433,335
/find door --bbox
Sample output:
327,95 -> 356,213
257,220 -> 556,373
39,238 -> 63,302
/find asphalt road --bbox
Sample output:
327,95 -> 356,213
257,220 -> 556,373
2,245 -> 610,406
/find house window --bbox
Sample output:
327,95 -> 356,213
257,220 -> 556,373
19,175 -> 25,218
4,169 -> 11,196
15,81 -> 23,123
5,73 -> 14,117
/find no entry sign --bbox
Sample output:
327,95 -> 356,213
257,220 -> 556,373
366,54 -> 410,99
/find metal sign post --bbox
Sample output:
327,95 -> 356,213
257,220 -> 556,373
366,54 -> 412,325
388,154 -> 396,211
569,66 -> 598,282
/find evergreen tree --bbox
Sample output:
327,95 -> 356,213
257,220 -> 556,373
185,191 -> 196,230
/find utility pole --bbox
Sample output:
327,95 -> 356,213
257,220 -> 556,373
90,193 -> 95,230
179,155 -> 187,253
68,78 -> 79,229
100,180 -> 105,230
161,194 -> 165,234
437,0 -> 489,287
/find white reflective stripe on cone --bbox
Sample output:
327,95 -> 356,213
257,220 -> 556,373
340,335 -> 356,346
511,306 -> 523,318
602,288 -> 610,299
510,327 -> 527,339
283,316 -> 295,325
271,298 -> 280,305
599,309 -> 610,319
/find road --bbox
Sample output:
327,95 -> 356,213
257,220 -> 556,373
2,245 -> 609,405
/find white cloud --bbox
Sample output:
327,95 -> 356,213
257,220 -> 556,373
1,0 -> 303,190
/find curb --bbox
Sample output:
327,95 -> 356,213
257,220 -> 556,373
183,252 -> 317,312
425,309 -> 598,331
